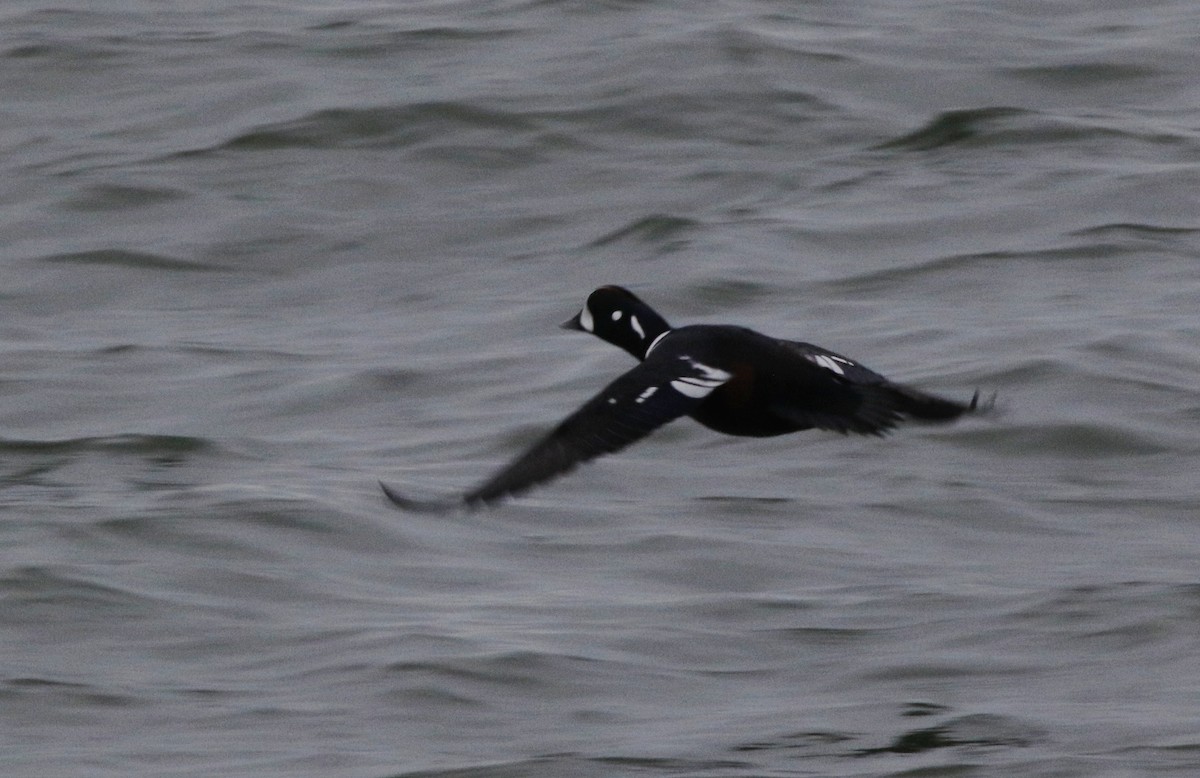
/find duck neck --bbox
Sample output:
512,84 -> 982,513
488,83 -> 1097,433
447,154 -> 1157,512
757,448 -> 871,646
642,329 -> 672,359
629,307 -> 670,360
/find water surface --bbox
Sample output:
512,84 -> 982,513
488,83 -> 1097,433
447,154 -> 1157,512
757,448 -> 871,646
3,1 -> 1200,776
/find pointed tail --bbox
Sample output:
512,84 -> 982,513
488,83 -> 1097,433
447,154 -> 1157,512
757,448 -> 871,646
890,386 -> 994,422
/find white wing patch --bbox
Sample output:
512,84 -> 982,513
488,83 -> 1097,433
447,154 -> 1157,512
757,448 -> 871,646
630,314 -> 645,339
635,386 -> 657,404
669,357 -> 732,399
810,353 -> 854,376
670,379 -> 718,399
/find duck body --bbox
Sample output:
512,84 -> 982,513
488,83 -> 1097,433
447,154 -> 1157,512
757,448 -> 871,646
381,286 -> 985,511
643,324 -> 878,438
655,324 -> 798,437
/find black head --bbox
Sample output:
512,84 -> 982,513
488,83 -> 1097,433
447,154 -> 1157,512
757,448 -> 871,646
561,285 -> 671,360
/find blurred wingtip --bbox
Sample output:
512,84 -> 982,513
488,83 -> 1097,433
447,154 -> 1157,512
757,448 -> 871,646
969,389 -> 999,414
379,481 -> 461,514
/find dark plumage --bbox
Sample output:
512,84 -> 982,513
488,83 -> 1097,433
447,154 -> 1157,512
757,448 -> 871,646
381,286 -> 988,511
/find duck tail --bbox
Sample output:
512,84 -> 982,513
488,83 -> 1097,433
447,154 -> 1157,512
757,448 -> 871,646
889,386 -> 994,422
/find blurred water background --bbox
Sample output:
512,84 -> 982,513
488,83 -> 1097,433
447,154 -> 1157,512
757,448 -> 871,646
3,1 -> 1200,776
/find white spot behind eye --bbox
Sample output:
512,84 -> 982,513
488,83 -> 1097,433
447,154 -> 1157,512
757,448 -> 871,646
579,306 -> 594,332
630,315 -> 644,339
612,310 -> 623,321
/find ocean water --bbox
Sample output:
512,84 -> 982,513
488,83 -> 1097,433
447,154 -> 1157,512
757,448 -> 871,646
3,1 -> 1200,776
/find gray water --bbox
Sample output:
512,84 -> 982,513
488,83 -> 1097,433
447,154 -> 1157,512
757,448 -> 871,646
4,1 -> 1200,776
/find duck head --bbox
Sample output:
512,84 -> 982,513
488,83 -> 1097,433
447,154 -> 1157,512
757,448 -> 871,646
561,285 -> 671,361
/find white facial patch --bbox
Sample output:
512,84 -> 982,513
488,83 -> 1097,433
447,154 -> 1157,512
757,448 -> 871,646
579,305 -> 594,333
810,353 -> 852,375
635,386 -> 657,404
630,315 -> 644,340
669,358 -> 732,399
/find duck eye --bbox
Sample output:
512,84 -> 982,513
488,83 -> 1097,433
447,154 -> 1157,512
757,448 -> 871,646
611,310 -> 623,321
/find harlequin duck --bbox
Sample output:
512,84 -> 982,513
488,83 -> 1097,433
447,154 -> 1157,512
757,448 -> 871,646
381,285 -> 988,511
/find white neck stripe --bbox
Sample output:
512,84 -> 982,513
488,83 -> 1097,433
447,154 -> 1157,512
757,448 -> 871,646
644,330 -> 670,356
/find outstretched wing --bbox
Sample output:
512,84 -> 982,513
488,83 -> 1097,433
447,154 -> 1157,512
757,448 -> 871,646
775,341 -> 981,435
381,354 -> 732,511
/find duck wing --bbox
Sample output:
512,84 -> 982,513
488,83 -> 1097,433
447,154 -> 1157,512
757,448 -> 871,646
381,353 -> 732,511
772,341 -> 982,436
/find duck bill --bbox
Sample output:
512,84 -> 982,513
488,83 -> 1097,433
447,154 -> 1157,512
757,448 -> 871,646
560,313 -> 585,331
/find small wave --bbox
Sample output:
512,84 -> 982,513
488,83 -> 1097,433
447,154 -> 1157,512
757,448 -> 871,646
206,102 -> 538,153
2,39 -> 126,66
818,242 -> 1137,296
1071,222 -> 1200,241
360,367 -> 435,392
876,106 -> 1185,152
772,626 -> 880,646
684,279 -> 776,308
390,753 -> 754,778
303,21 -> 521,54
730,708 -> 1043,759
1014,581 -> 1200,619
875,107 -> 1028,151
591,756 -> 751,774
202,496 -> 344,535
385,649 -> 598,690
0,676 -> 135,708
855,713 -> 1045,755
94,498 -> 346,564
0,564 -> 163,617
384,753 -> 653,778
3,44 -> 57,59
695,494 -> 794,506
62,184 -> 188,212
588,214 -> 698,248
1007,61 -> 1162,87
734,730 -> 855,753
0,433 -> 214,458
961,421 -> 1169,459
38,249 -> 233,273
